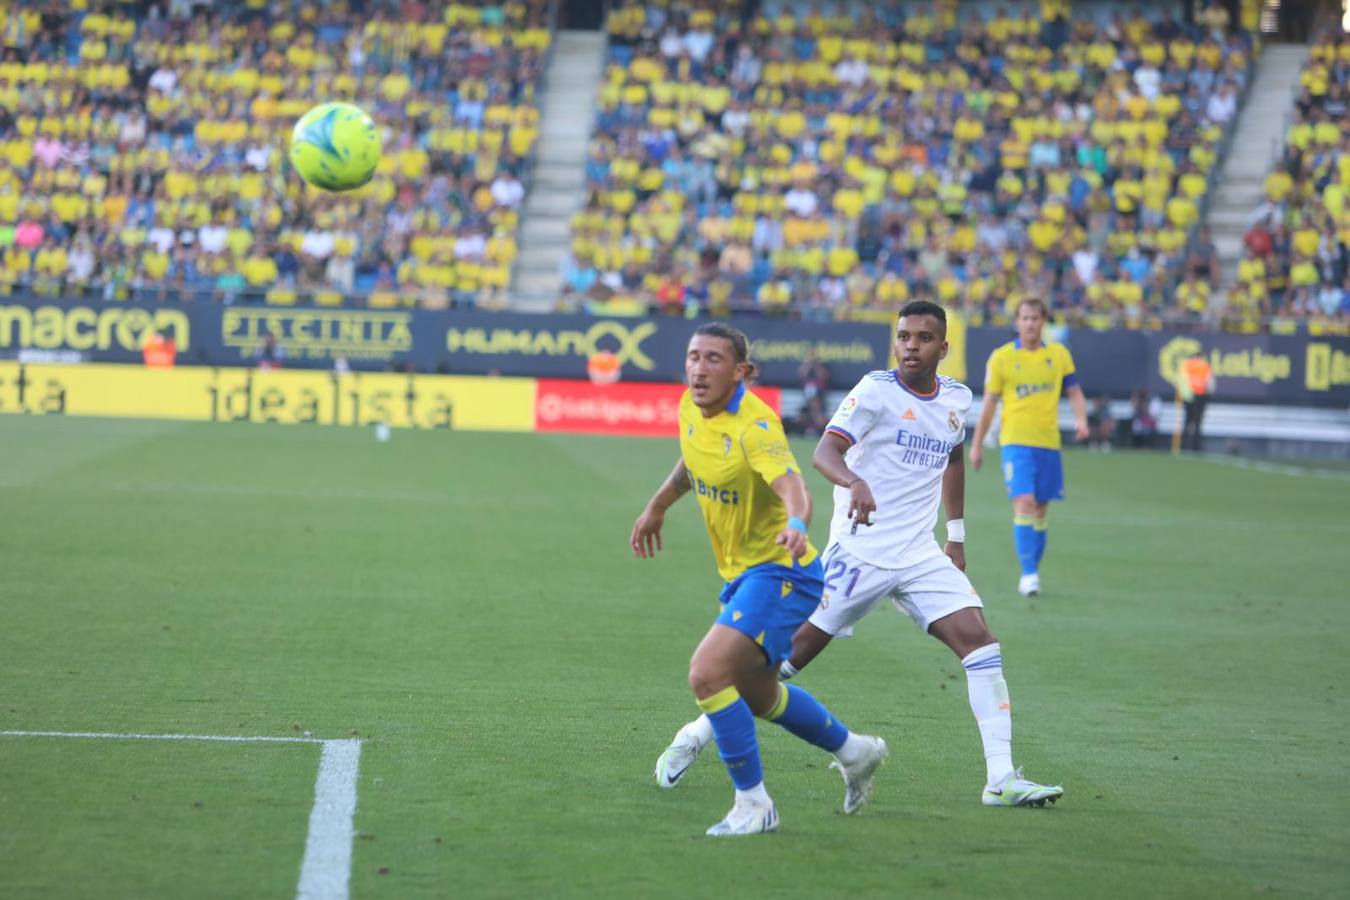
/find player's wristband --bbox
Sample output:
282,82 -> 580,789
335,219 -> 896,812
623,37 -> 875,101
787,516 -> 808,534
946,519 -> 966,543
845,478 -> 863,489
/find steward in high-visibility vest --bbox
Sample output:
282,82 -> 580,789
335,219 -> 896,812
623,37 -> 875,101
143,331 -> 177,368
1177,353 -> 1214,452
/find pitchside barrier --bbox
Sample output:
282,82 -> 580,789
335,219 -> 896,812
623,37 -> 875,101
2,359 -> 1343,457
0,362 -> 779,437
778,391 -> 1350,460
3,299 -> 1349,406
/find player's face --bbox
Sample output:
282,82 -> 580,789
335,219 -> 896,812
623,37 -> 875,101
1016,303 -> 1047,345
685,335 -> 748,412
894,315 -> 947,383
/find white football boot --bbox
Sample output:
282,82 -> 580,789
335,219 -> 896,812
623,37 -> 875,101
654,721 -> 707,789
705,796 -> 779,836
981,767 -> 1064,807
829,735 -> 889,814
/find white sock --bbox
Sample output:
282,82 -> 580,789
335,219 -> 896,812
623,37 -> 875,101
685,714 -> 714,748
735,781 -> 771,805
961,643 -> 1014,786
832,731 -> 869,767
778,660 -> 798,681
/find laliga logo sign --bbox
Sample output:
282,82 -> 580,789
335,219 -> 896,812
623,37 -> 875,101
1158,336 -> 1202,384
445,320 -> 659,370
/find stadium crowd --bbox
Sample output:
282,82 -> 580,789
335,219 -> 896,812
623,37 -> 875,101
1229,29 -> 1350,330
0,0 -> 550,310
564,0 -> 1264,328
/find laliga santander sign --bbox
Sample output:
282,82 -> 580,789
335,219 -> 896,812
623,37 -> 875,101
534,379 -> 781,438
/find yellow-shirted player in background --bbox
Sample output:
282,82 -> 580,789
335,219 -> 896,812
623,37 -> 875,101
630,323 -> 886,836
970,299 -> 1089,597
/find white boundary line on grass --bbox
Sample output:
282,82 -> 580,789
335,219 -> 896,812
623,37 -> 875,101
296,739 -> 363,900
0,729 -> 325,744
0,730 -> 363,900
1180,452 -> 1350,482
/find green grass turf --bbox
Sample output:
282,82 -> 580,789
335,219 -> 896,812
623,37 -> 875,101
1,415 -> 1347,899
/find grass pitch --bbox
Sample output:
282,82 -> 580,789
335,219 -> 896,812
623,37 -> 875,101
1,415 -> 1347,899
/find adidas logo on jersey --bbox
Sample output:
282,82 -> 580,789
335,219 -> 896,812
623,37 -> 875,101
902,408 -> 917,421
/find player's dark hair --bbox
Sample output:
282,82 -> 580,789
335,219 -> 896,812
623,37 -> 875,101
897,300 -> 947,335
693,322 -> 757,380
1016,297 -> 1049,319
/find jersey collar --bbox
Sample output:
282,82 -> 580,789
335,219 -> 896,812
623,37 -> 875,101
725,380 -> 747,414
891,369 -> 939,401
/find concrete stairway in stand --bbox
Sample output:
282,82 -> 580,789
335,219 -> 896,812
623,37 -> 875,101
511,30 -> 607,312
1205,44 -> 1310,296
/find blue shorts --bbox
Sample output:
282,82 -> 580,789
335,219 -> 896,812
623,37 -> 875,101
1001,445 -> 1065,503
716,558 -> 823,665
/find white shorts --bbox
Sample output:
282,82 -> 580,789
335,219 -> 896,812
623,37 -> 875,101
808,544 -> 983,636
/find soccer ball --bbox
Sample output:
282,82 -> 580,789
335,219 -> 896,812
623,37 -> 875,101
289,102 -> 381,192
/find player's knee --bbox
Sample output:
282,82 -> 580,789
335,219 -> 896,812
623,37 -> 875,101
969,628 -> 998,651
687,660 -> 733,700
745,695 -> 777,718
937,610 -> 997,657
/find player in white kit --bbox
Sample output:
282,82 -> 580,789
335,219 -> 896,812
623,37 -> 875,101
655,301 -> 1063,808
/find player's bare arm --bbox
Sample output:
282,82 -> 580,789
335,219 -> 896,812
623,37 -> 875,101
969,394 -> 999,471
812,432 -> 876,527
942,445 -> 966,572
1067,383 -> 1090,442
631,457 -> 692,558
769,470 -> 812,560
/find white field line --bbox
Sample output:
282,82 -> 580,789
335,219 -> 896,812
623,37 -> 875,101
0,730 -> 363,900
0,729 -> 324,744
1180,452 -> 1350,482
296,739 -> 362,900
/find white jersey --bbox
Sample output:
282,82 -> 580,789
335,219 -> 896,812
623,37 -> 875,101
823,370 -> 973,569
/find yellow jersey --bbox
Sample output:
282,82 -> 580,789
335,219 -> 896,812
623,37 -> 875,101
679,382 -> 818,582
985,339 -> 1078,449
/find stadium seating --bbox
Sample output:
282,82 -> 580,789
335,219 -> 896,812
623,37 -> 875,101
1230,31 -> 1350,332
566,0 -> 1259,327
0,0 -> 551,309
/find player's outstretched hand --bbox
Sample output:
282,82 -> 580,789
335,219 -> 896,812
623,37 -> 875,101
630,507 -> 664,558
944,540 -> 966,572
968,445 -> 984,471
775,525 -> 808,560
847,479 -> 877,528
1074,420 -> 1091,442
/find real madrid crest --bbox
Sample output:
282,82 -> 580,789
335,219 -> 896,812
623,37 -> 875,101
948,410 -> 961,432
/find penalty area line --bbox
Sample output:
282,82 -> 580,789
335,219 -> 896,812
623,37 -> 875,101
0,730 -> 364,900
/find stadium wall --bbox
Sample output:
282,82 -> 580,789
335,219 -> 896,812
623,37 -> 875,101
0,300 -> 887,391
1,299 -> 1347,406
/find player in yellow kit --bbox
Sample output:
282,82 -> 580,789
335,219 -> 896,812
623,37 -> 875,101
970,299 -> 1088,596
630,323 -> 886,836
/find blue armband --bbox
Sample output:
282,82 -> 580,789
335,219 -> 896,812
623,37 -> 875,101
787,516 -> 808,533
